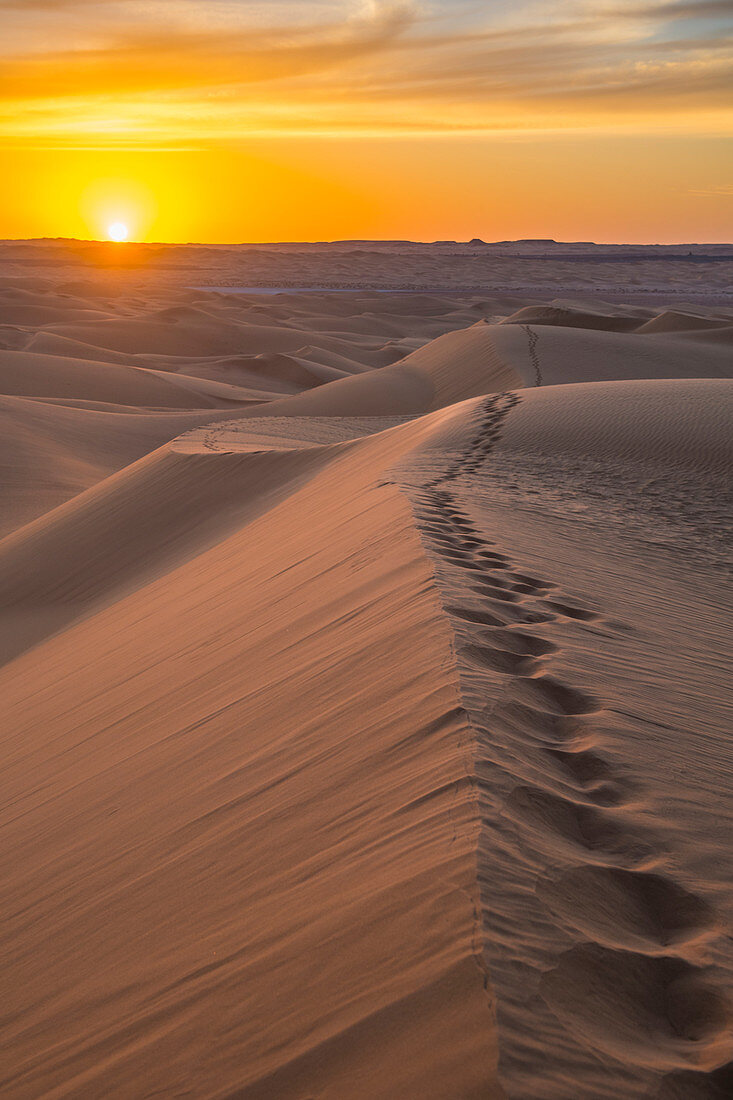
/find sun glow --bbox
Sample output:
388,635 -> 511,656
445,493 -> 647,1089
0,1 -> 731,242
108,221 -> 129,242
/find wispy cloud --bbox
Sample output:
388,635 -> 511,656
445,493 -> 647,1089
0,0 -> 731,144
688,182 -> 733,194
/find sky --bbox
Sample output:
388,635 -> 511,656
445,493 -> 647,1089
0,0 -> 731,242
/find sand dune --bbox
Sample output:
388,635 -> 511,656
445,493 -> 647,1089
206,314 -> 732,422
0,275 -> 731,1099
669,326 -> 733,347
408,382 -> 732,1098
0,348 -> 240,407
5,238 -> 732,299
174,352 -> 349,391
26,330 -> 161,364
0,404 -> 505,1099
0,395 -> 278,537
489,322 -> 733,386
43,316 -> 316,358
634,310 -> 732,335
213,322 -> 523,420
501,301 -> 644,332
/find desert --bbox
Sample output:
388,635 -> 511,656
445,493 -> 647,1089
0,238 -> 731,1098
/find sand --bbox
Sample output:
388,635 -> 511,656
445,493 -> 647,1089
3,239 -> 732,302
0,256 -> 731,1099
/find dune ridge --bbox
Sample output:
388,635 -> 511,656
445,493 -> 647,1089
0,276 -> 731,1098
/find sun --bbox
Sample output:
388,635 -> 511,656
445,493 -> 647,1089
107,221 -> 129,242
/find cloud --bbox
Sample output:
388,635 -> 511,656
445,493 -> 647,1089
0,6 -> 417,99
0,0 -> 730,143
688,183 -> 733,194
624,1 -> 733,17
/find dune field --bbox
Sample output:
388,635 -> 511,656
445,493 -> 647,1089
0,265 -> 732,1099
3,239 -> 733,303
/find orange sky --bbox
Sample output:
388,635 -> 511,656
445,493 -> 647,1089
1,1 -> 731,242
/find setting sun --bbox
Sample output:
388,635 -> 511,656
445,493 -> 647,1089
107,221 -> 128,242
1,1 -> 731,243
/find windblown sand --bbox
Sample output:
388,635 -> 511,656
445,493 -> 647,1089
0,266 -> 731,1099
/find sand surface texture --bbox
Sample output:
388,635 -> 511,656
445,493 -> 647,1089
0,270 -> 731,1099
3,239 -> 732,302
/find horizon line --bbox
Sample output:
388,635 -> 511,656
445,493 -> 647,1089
4,237 -> 733,249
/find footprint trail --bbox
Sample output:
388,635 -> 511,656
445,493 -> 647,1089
407,392 -> 732,1098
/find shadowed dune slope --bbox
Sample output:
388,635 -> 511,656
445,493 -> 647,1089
0,397 -> 273,539
39,315 -> 315,358
0,437 -> 345,663
25,331 -> 156,365
634,310 -> 732,334
173,351 -> 349,390
0,348 -> 224,407
0,322 -> 524,658
494,377 -> 732,472
218,322 -> 523,419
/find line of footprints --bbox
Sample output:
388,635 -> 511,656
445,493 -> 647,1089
412,396 -> 732,1094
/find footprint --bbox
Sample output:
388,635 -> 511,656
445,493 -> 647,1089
504,785 -> 655,864
472,574 -> 514,589
470,585 -> 520,603
440,548 -> 478,561
515,610 -> 557,626
485,629 -> 557,657
444,605 -> 509,628
461,643 -> 535,676
511,675 -> 599,716
425,534 -> 458,546
655,1062 -> 733,1099
485,605 -> 555,628
540,944 -> 731,1069
538,866 -> 717,953
546,746 -> 620,788
546,600 -> 598,622
512,573 -> 556,590
494,701 -> 585,742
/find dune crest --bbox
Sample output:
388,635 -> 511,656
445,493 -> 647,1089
0,277 -> 731,1098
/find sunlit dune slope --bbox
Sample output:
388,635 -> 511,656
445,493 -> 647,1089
0,402 -> 504,1100
0,319 -> 524,663
1,374 -> 731,1098
0,281 -> 731,1099
0,284 -> 485,536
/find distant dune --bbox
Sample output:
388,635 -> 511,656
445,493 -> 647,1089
0,269 -> 731,1099
2,238 -> 732,299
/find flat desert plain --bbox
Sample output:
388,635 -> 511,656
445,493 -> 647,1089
0,242 -> 732,1099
